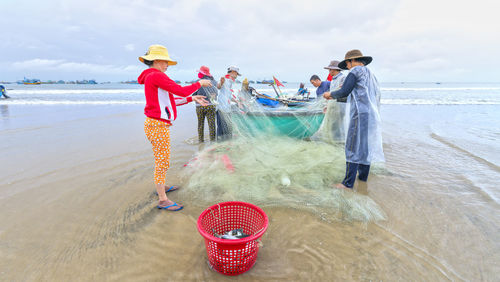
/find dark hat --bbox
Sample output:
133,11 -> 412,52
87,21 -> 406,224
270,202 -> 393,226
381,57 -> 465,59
324,60 -> 342,70
338,49 -> 373,70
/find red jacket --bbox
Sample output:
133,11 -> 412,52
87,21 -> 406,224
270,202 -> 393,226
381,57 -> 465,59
138,68 -> 201,124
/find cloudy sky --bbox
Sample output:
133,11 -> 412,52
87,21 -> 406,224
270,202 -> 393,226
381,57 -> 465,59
0,0 -> 498,82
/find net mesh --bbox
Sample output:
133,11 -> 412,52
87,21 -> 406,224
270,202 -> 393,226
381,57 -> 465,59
180,86 -> 386,223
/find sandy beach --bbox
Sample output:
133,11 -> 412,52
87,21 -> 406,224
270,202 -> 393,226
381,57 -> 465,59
0,83 -> 499,281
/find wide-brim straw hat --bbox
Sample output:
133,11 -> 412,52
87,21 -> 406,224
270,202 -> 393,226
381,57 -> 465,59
338,49 -> 372,70
324,60 -> 342,70
139,44 -> 177,66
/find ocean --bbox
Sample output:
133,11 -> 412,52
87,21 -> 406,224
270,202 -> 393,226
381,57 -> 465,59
0,82 -> 499,280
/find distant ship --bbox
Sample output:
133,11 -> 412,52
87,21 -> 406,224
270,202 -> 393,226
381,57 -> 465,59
19,78 -> 41,85
76,80 -> 97,84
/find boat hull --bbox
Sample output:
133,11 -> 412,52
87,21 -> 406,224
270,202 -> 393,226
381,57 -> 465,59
231,110 -> 324,139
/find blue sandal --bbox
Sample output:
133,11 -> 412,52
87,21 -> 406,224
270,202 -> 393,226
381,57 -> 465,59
155,186 -> 180,196
157,201 -> 183,211
165,186 -> 179,193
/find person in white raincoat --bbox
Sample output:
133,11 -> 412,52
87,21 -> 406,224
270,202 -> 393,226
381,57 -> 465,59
324,50 -> 384,189
216,66 -> 241,141
322,60 -> 346,142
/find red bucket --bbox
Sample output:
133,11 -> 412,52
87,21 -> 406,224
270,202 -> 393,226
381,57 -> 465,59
197,201 -> 269,276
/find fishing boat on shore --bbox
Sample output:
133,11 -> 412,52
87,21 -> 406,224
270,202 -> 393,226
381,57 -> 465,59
231,109 -> 324,139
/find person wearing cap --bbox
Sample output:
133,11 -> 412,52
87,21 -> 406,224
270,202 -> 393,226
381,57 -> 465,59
323,49 -> 384,190
321,60 -> 347,141
309,75 -> 330,98
137,44 -> 211,211
323,60 -> 346,96
216,66 -> 241,141
192,66 -> 218,143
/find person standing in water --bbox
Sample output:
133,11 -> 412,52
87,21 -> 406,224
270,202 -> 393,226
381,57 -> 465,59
216,66 -> 241,141
0,85 -> 10,99
323,50 -> 384,190
321,60 -> 347,141
138,44 -> 211,211
192,66 -> 218,143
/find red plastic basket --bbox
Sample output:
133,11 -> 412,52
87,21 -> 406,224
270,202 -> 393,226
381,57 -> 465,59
197,201 -> 269,276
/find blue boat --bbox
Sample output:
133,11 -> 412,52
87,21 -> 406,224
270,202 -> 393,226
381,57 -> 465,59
256,94 -> 280,107
19,77 -> 41,85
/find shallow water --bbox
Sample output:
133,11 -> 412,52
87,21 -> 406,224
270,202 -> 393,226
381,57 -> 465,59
1,83 -> 499,281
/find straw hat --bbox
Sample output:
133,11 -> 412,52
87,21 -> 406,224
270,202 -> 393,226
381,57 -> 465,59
198,65 -> 212,76
324,60 -> 342,70
139,44 -> 177,66
338,49 -> 372,70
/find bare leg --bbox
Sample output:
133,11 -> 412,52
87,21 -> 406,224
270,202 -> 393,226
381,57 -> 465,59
157,184 -> 183,210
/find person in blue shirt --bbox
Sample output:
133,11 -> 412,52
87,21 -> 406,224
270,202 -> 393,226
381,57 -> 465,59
296,83 -> 310,98
310,75 -> 330,98
0,85 -> 10,99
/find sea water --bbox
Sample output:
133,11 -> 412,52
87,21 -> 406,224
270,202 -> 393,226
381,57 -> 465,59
1,81 -> 499,280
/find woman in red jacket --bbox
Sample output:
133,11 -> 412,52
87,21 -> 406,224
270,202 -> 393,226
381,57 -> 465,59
138,45 -> 212,211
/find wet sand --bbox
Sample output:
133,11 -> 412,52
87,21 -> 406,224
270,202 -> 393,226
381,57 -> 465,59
0,104 -> 499,281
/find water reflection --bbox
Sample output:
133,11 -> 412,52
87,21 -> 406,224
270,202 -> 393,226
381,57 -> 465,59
0,105 -> 9,118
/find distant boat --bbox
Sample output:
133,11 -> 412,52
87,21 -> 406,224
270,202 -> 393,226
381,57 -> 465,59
122,80 -> 138,84
77,80 -> 97,84
249,80 -> 255,84
435,82 -> 441,84
22,78 -> 41,85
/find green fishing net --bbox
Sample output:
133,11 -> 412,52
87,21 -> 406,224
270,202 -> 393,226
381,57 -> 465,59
180,89 -> 386,223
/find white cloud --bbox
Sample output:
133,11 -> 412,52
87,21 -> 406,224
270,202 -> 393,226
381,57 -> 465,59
11,58 -> 142,76
124,44 -> 135,51
1,0 -> 500,82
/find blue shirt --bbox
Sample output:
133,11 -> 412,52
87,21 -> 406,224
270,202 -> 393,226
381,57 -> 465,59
316,81 -> 331,97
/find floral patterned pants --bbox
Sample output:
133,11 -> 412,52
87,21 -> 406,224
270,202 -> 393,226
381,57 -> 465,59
144,117 -> 171,185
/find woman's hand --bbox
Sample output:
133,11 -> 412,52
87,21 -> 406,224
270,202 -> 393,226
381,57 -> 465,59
199,79 -> 212,87
192,95 -> 209,106
217,77 -> 225,89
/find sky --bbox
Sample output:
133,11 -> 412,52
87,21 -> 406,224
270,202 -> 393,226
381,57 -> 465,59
0,0 -> 499,83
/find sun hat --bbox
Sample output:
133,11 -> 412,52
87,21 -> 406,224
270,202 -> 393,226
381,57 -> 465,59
324,60 -> 342,70
227,66 -> 241,76
198,65 -> 212,77
338,49 -> 373,70
139,44 -> 177,66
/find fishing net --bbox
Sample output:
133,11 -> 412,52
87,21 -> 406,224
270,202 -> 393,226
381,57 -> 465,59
180,85 -> 386,223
